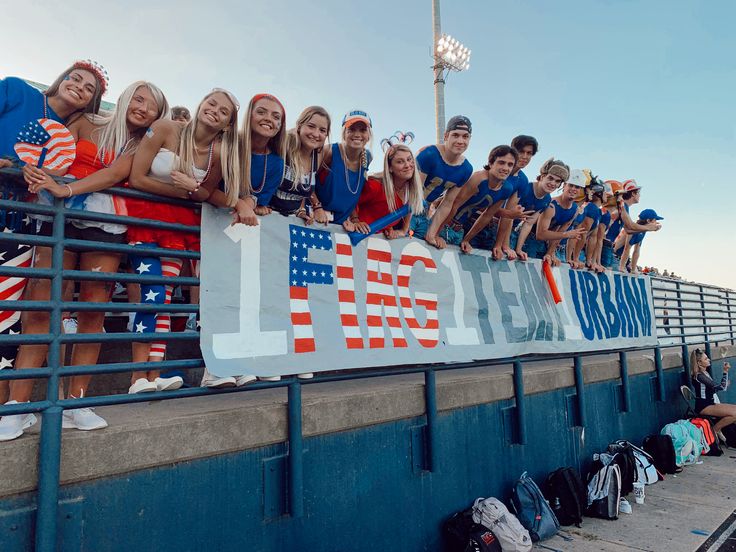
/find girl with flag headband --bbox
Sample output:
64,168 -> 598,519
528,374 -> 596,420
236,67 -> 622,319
0,82 -> 171,439
0,60 -> 106,421
348,137 -> 424,238
125,88 -> 242,394
314,109 -> 373,227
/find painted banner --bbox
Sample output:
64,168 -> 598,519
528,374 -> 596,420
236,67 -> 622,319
200,205 -> 657,377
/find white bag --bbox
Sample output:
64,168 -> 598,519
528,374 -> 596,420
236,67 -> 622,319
472,497 -> 532,552
630,445 -> 659,485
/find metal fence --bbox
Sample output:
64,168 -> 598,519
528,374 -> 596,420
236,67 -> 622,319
0,169 -> 733,551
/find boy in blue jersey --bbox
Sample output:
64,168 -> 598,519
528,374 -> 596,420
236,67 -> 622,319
504,158 -> 570,261
415,115 -> 474,249
615,208 -> 663,274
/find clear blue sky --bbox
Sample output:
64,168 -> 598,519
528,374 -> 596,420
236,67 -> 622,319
2,0 -> 734,288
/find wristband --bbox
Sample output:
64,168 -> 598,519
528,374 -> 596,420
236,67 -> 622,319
65,184 -> 73,198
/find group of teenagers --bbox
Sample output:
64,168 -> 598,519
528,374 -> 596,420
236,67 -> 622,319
0,59 -> 663,441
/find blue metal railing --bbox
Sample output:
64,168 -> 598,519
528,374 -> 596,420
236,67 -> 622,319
0,169 -> 734,551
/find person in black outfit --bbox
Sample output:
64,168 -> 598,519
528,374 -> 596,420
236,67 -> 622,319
691,348 -> 733,438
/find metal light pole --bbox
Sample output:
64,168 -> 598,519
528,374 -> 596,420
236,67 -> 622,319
431,0 -> 471,143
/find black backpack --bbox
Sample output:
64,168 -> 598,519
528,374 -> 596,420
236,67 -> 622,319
465,527 -> 503,552
443,507 -> 490,552
606,441 -> 636,496
642,434 -> 679,474
544,467 -> 587,527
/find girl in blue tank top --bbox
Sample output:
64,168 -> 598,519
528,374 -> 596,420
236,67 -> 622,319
239,94 -> 286,215
314,110 -> 373,226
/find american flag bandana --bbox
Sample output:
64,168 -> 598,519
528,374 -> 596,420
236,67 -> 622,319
14,118 -> 76,171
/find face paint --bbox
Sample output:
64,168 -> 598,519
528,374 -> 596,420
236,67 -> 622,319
145,128 -> 154,138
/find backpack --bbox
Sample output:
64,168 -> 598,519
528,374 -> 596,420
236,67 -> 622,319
661,421 -> 699,466
472,497 -> 532,552
444,507 -> 488,552
509,472 -> 559,542
721,424 -> 736,448
544,467 -> 587,527
585,456 -> 621,520
642,434 -> 679,474
466,527 -> 503,552
628,443 -> 659,485
606,442 -> 636,496
691,418 -> 723,456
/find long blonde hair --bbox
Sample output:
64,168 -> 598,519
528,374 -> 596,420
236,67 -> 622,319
376,144 -> 424,214
285,106 -> 331,187
178,90 -> 241,206
690,348 -> 706,379
45,63 -> 105,118
90,81 -> 169,163
240,94 -> 286,195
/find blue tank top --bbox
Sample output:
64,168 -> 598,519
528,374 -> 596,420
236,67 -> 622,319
505,170 -> 528,194
550,199 -> 578,228
516,178 -> 551,213
250,152 -> 285,206
614,230 -> 645,256
316,143 -> 372,224
454,178 -> 514,226
416,145 -> 473,203
599,209 -> 611,229
582,202 -> 602,231
606,204 -> 629,241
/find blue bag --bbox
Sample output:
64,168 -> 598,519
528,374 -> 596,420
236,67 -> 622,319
510,471 -> 560,542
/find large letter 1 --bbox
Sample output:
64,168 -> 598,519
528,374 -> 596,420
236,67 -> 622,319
333,233 -> 364,349
212,223 -> 287,358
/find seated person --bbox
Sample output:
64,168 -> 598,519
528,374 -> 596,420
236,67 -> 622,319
691,348 -> 734,441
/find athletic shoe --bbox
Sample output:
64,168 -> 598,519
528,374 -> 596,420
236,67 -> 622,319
0,401 -> 37,441
235,374 -> 257,387
154,376 -> 183,391
619,498 -> 632,514
62,317 -> 78,334
297,373 -> 314,380
62,408 -> 108,431
258,376 -> 282,382
201,371 -> 236,389
128,378 -> 157,394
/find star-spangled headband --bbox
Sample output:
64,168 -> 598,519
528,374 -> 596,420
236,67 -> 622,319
72,59 -> 109,95
380,131 -> 415,153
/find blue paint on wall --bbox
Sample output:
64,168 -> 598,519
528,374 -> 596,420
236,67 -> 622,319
1,359 -> 733,552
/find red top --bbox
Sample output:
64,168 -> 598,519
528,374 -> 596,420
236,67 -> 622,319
356,177 -> 405,232
66,139 -> 107,178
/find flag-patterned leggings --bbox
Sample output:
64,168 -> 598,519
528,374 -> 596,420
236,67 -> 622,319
0,219 -> 34,370
128,243 -> 184,360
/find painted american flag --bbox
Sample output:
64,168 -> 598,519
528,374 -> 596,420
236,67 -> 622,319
14,118 -> 76,171
288,224 -> 334,353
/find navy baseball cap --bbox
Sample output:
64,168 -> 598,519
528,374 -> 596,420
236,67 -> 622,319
639,208 -> 663,220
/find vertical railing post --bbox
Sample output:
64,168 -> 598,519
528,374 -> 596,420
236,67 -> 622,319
618,351 -> 631,413
681,344 -> 691,386
654,347 -> 666,402
424,369 -> 438,472
675,281 -> 685,345
513,360 -> 527,444
287,381 -> 304,518
573,355 -> 586,427
35,198 -> 66,552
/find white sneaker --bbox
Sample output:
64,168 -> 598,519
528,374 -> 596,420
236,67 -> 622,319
62,408 -> 108,431
201,371 -> 236,388
619,498 -> 632,514
154,376 -> 183,391
0,401 -> 37,441
62,318 -> 78,334
297,373 -> 314,380
258,375 -> 282,382
235,374 -> 257,387
128,378 -> 157,394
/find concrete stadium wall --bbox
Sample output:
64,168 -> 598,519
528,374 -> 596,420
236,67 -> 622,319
1,345 -> 734,551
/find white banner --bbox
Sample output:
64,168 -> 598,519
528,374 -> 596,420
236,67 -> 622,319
200,205 -> 657,377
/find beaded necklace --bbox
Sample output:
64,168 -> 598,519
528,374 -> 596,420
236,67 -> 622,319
195,141 -> 215,184
251,152 -> 269,194
340,143 -> 364,195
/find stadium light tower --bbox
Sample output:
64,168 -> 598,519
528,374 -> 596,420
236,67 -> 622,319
432,0 -> 471,143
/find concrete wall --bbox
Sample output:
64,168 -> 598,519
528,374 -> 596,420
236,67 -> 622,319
1,344 -> 734,551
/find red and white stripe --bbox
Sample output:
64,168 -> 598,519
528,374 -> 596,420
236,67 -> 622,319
149,257 -> 183,359
14,119 -> 76,171
0,247 -> 33,332
397,242 -> 439,348
333,234 -> 364,349
289,286 -> 315,353
365,238 -> 406,349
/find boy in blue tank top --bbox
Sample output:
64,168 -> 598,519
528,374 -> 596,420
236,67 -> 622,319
615,208 -> 663,274
505,158 -> 570,261
414,115 -> 473,249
